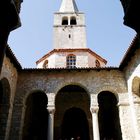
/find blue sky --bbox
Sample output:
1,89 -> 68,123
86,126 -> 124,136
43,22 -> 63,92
8,0 -> 136,68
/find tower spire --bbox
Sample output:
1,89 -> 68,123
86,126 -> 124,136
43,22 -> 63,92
59,0 -> 79,12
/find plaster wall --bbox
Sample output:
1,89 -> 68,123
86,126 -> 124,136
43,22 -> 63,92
53,26 -> 87,49
37,51 -> 105,68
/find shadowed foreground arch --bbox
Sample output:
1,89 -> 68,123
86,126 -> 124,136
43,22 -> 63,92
54,85 -> 91,140
0,78 -> 11,139
22,91 -> 49,140
98,91 -> 122,140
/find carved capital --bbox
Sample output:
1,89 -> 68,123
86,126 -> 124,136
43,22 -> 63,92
47,106 -> 55,115
90,106 -> 99,114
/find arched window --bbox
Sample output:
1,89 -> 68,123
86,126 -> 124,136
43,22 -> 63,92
66,54 -> 76,68
43,60 -> 48,68
62,17 -> 68,25
95,59 -> 100,68
70,17 -> 77,25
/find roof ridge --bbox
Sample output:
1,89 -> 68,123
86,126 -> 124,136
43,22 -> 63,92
6,45 -> 22,69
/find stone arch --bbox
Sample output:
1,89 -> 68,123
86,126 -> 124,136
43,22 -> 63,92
98,91 -> 122,140
70,16 -> 77,25
22,91 -> 49,140
95,86 -> 120,101
62,16 -> 68,25
132,76 -> 140,96
55,82 -> 90,97
22,89 -> 46,106
54,84 -> 91,140
0,78 -> 11,139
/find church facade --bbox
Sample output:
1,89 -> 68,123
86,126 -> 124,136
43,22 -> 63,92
0,0 -> 140,140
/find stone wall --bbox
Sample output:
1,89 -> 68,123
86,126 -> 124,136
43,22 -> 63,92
0,55 -> 18,140
123,41 -> 140,139
8,68 -> 135,139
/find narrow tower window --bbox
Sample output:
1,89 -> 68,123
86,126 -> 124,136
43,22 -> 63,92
70,17 -> 77,25
67,54 -> 76,68
62,17 -> 68,25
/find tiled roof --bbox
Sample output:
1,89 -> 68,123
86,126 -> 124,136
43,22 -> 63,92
36,48 -> 107,64
119,34 -> 139,69
22,67 -> 119,72
6,45 -> 22,70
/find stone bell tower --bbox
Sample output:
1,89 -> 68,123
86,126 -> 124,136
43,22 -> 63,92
36,0 -> 107,68
53,0 -> 87,49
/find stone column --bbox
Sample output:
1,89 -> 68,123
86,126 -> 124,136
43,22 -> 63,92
47,106 -> 55,140
90,106 -> 100,140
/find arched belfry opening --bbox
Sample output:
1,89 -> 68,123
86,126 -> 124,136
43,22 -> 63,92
98,91 -> 122,140
62,17 -> 68,25
22,91 -> 49,140
54,85 -> 91,140
70,16 -> 77,25
0,78 -> 11,139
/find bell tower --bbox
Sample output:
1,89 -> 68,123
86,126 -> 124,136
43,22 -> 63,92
36,0 -> 107,68
53,0 -> 87,49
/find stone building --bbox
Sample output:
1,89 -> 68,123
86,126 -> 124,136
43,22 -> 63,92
0,0 -> 140,140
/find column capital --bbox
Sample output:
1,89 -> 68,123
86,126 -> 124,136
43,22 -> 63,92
47,106 -> 55,115
90,106 -> 99,114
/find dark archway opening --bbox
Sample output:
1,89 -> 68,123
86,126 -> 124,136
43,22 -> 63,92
55,85 -> 91,140
98,91 -> 122,140
0,78 -> 10,139
22,91 -> 49,140
62,17 -> 68,25
61,107 -> 90,140
70,17 -> 77,25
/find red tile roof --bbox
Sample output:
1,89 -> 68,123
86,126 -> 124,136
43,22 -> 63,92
119,34 -> 139,69
6,45 -> 22,69
36,48 -> 107,64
